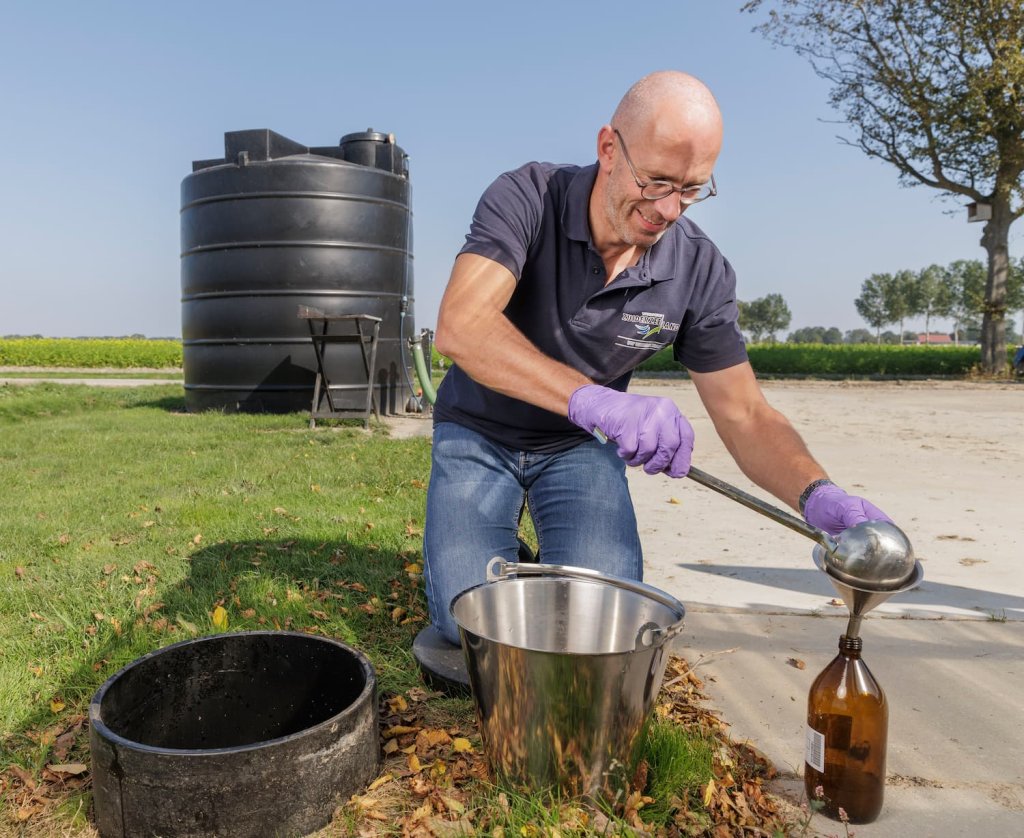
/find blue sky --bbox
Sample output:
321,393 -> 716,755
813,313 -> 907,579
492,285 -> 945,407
1,0 -> 1017,338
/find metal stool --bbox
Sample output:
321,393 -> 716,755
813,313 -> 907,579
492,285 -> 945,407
298,306 -> 381,429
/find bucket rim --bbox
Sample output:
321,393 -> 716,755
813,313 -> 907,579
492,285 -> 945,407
88,630 -> 376,756
450,561 -> 686,654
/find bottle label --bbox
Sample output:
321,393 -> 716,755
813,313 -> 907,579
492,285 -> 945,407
805,724 -> 826,773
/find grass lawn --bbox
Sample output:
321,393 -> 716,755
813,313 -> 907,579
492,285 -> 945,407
0,384 -> 789,836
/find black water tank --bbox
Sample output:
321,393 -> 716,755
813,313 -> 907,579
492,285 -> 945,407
180,128 -> 414,413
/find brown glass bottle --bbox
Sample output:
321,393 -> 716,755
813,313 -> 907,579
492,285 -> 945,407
804,634 -> 888,823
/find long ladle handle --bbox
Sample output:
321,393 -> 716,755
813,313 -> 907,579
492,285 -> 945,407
686,465 -> 838,555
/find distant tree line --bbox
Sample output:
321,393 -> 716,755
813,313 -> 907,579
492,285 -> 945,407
854,258 -> 1024,344
739,258 -> 1024,346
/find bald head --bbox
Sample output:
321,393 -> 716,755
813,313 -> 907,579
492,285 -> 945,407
611,70 -> 723,153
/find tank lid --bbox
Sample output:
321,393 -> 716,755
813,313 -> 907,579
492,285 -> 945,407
340,129 -> 393,145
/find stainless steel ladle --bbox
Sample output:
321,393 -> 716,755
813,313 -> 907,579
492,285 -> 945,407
589,428 -> 918,603
685,466 -> 917,593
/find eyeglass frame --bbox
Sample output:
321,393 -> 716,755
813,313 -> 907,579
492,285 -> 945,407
612,128 -> 717,205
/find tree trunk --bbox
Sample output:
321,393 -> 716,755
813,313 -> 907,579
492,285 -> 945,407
979,204 -> 1012,375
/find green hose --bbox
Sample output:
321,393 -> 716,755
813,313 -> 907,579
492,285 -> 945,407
409,333 -> 437,405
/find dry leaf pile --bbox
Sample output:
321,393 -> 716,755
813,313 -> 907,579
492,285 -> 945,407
345,687 -> 490,837
2,714 -> 91,826
347,656 -> 792,837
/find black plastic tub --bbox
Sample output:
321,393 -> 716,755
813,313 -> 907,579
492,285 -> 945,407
89,631 -> 379,837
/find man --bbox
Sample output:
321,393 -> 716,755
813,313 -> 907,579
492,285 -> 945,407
423,70 -> 890,646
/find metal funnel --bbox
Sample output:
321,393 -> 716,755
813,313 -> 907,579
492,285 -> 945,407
813,546 -> 924,637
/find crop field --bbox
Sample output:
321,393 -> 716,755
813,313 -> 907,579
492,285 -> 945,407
0,339 -> 181,369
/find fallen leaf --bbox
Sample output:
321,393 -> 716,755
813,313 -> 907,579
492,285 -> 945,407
16,806 -> 39,822
47,763 -> 87,776
416,728 -> 451,751
383,739 -> 400,755
383,725 -> 421,738
14,566 -> 25,578
667,497 -> 682,505
407,753 -> 423,772
387,695 -> 409,713
366,773 -> 392,791
192,534 -> 203,545
50,699 -> 66,714
703,778 -> 717,808
452,737 -> 474,753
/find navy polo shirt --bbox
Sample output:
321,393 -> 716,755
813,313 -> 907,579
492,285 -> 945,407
433,161 -> 748,453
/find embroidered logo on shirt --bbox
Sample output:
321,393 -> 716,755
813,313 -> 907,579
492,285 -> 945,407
616,312 -> 679,351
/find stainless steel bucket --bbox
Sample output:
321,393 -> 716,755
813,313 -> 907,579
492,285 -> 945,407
450,558 -> 686,800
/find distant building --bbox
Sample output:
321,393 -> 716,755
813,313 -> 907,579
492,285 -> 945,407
916,333 -> 953,345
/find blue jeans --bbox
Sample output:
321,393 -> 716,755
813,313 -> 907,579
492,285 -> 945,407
423,421 -> 643,644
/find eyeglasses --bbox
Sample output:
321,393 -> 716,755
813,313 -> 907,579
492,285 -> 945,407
613,128 -> 717,205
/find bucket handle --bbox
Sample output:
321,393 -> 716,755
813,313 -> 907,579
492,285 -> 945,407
486,558 -> 686,646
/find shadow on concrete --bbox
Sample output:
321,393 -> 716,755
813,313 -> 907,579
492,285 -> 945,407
676,563 -> 1024,618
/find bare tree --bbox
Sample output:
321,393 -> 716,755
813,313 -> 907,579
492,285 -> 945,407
743,0 -> 1024,373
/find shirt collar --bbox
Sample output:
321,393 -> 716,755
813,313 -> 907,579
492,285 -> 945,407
561,163 -> 598,243
560,162 -> 677,284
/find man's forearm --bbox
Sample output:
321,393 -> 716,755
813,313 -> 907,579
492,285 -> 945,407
719,407 -> 827,511
440,311 -> 589,415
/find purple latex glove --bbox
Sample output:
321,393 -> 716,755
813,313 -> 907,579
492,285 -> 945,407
803,482 -> 894,537
567,384 -> 694,477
